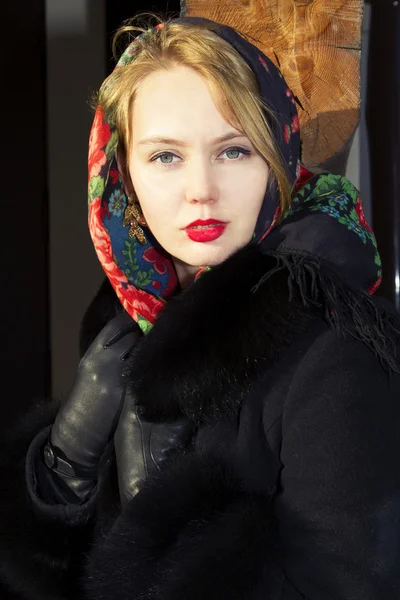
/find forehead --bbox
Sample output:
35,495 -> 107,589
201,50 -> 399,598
131,66 -> 233,140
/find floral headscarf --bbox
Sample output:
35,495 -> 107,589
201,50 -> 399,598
88,17 -> 381,334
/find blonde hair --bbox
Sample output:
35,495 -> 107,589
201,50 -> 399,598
96,13 -> 292,213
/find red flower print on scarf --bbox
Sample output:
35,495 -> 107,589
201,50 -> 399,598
259,206 -> 282,243
291,114 -> 300,133
121,284 -> 164,323
100,200 -> 109,221
143,247 -> 168,275
368,276 -> 382,296
258,55 -> 269,72
109,168 -> 119,185
89,197 -> 164,324
88,107 -> 111,181
293,165 -> 314,196
285,88 -> 296,104
355,197 -> 374,233
284,124 -> 291,144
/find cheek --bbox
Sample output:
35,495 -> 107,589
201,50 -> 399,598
252,164 -> 269,207
227,165 -> 268,218
139,196 -> 174,237
130,165 -> 177,223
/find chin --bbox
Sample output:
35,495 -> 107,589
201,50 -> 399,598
181,242 -> 246,268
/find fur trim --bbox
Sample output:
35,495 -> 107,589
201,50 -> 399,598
86,452 -> 283,600
124,243 -> 399,425
125,244 -> 314,424
253,251 -> 400,374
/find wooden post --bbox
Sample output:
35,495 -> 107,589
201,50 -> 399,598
181,0 -> 363,175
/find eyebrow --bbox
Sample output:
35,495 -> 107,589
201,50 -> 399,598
136,132 -> 248,147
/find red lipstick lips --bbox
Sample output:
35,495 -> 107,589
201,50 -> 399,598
184,219 -> 227,243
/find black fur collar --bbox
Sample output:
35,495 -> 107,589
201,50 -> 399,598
125,244 -> 315,424
124,242 -> 400,425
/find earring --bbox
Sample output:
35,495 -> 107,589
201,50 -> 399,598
123,194 -> 147,245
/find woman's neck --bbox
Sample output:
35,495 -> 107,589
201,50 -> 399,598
173,258 -> 200,289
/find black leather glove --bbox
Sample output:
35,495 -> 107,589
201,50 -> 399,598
44,312 -> 142,503
114,390 -> 194,507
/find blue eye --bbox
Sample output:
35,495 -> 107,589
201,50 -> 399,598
151,146 -> 251,164
152,152 -> 178,164
221,147 -> 251,160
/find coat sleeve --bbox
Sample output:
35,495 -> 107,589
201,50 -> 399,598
0,400 -> 100,600
275,328 -> 400,599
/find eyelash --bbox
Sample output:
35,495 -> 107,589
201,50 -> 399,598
150,146 -> 252,165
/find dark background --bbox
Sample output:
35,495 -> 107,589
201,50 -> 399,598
1,1 -> 399,598
2,2 -> 178,598
2,0 -> 179,427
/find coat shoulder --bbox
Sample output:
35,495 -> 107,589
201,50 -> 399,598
258,298 -> 400,447
273,291 -> 400,390
268,300 -> 400,599
287,300 -> 400,393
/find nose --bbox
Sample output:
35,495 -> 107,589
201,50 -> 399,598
185,159 -> 219,205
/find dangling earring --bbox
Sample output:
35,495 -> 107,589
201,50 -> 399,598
123,194 -> 147,245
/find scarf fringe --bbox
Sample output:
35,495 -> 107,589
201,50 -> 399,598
253,252 -> 400,375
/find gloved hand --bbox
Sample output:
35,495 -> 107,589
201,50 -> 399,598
114,392 -> 194,507
43,312 -> 142,503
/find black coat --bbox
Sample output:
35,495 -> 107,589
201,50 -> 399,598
1,244 -> 400,600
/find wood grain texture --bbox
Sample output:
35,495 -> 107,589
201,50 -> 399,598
181,0 -> 362,171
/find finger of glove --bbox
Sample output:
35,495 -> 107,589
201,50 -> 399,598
92,312 -> 141,350
114,400 -> 148,506
103,312 -> 141,348
82,313 -> 142,365
52,354 -> 134,465
105,325 -> 141,362
51,383 -> 127,467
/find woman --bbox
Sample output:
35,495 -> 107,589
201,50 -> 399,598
1,14 -> 400,600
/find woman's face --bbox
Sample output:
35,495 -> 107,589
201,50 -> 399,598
128,66 -> 269,285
